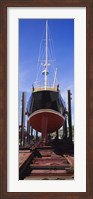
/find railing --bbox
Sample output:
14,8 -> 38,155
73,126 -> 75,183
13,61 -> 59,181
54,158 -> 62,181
32,86 -> 58,92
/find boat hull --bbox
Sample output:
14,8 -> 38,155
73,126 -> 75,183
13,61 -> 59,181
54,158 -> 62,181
28,109 -> 65,133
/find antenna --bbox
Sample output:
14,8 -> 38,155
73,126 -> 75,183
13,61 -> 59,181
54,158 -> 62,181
53,68 -> 58,87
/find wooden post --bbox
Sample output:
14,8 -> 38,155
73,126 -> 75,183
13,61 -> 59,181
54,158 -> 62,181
68,90 -> 72,142
63,118 -> 67,139
27,121 -> 30,144
36,131 -> 38,140
21,92 -> 26,146
56,130 -> 59,139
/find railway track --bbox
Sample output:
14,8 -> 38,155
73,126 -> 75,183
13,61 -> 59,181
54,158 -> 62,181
19,144 -> 74,180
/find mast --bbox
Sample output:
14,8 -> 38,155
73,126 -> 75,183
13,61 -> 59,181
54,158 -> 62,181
42,20 -> 49,89
46,20 -> 48,70
45,20 -> 48,88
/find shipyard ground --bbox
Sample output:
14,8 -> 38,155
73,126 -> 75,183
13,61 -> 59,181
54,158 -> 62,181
19,140 -> 74,180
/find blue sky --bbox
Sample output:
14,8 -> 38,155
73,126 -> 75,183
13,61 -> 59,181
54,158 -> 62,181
19,19 -> 74,126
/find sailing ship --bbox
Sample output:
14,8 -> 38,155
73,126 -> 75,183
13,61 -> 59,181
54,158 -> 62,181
27,20 -> 66,143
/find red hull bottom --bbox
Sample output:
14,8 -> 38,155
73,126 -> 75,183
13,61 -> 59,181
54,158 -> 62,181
28,109 -> 65,134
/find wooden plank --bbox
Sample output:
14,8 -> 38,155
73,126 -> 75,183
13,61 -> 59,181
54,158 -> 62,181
30,165 -> 70,170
